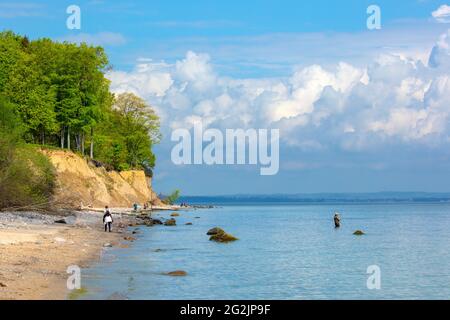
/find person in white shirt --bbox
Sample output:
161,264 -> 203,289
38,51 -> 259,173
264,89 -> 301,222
103,206 -> 113,232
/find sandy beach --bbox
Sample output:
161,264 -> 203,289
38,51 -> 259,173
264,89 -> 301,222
0,210 -> 137,300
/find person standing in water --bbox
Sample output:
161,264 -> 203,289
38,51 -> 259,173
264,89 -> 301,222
334,212 -> 341,228
103,206 -> 113,232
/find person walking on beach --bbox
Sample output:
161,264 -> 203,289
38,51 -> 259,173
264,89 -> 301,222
334,212 -> 341,228
103,206 -> 113,232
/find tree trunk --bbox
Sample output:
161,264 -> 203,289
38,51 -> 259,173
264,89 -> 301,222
81,133 -> 85,155
75,134 -> 80,152
67,127 -> 70,150
61,127 -> 65,149
41,130 -> 45,145
90,127 -> 94,158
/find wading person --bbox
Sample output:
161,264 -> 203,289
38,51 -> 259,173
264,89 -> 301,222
334,213 -> 341,228
103,206 -> 113,232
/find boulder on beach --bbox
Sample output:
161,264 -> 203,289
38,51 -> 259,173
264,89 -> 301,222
353,230 -> 365,236
207,227 -> 238,243
123,236 -> 136,241
164,218 -> 176,226
166,270 -> 187,276
54,219 -> 67,224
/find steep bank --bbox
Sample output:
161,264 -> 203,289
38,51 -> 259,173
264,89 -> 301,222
44,150 -> 163,209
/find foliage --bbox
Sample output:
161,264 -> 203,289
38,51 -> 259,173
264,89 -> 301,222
0,97 -> 55,209
0,31 -> 160,172
163,189 -> 181,205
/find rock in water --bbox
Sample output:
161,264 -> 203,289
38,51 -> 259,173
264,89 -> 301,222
107,292 -> 129,300
185,222 -> 193,225
170,212 -> 180,217
166,270 -> 187,276
207,227 -> 238,243
210,233 -> 239,243
206,227 -> 225,235
164,218 -> 176,226
353,230 -> 365,236
141,218 -> 163,226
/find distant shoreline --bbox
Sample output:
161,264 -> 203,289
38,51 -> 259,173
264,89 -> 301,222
179,192 -> 450,205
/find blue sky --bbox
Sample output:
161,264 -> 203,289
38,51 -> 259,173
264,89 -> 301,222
2,1 -> 450,195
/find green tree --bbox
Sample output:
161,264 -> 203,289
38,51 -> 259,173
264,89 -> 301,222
0,31 -> 23,91
164,190 -> 181,205
0,96 -> 55,209
0,31 -> 160,174
113,92 -> 160,168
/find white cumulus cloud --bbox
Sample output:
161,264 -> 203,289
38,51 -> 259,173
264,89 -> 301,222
106,29 -> 450,152
432,4 -> 450,23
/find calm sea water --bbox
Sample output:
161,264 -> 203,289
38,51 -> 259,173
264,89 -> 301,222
80,203 -> 450,300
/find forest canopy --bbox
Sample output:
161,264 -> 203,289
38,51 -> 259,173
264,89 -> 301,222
0,30 -> 160,172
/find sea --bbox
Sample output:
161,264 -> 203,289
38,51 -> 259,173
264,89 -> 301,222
79,197 -> 450,300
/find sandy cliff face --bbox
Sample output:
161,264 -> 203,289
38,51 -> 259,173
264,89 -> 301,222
44,150 -> 162,209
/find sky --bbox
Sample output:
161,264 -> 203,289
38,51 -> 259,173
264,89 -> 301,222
1,0 -> 450,195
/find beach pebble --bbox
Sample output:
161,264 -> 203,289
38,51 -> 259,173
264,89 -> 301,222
103,243 -> 113,247
54,237 -> 66,243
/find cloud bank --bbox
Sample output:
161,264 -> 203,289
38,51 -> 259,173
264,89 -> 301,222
107,29 -> 450,156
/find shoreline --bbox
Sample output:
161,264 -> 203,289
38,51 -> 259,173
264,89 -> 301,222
0,210 -> 141,300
